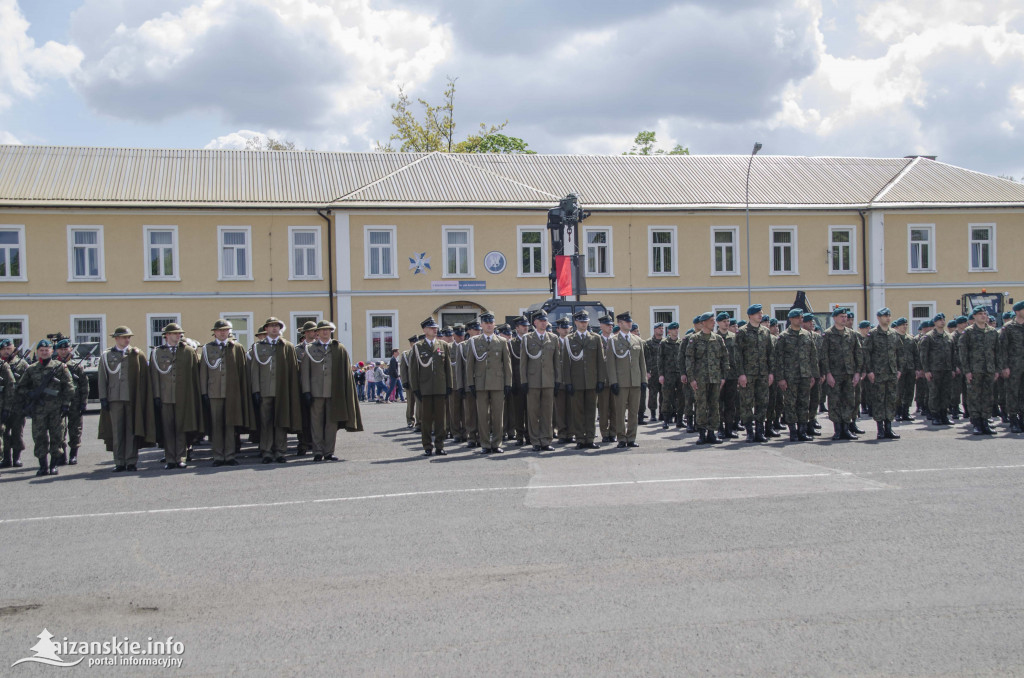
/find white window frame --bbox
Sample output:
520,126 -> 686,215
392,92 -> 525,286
217,225 -> 253,281
710,226 -> 740,276
649,306 -> 679,330
288,225 -> 323,281
67,225 -> 105,282
146,312 -> 181,350
70,314 -> 106,347
289,311 -> 324,339
0,314 -> 29,351
366,310 -> 399,362
442,225 -> 475,279
0,224 -> 27,282
769,225 -> 798,276
712,305 -> 741,323
909,301 -> 936,335
582,225 -> 614,277
770,304 -> 793,323
516,225 -> 548,278
828,225 -> 857,275
968,222 -> 996,272
143,225 -> 180,281
363,225 -> 398,280
221,312 -> 254,348
908,224 -> 936,273
648,225 -> 678,277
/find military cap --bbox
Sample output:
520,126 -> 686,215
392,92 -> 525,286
716,312 -> 731,322
1003,311 -> 1015,320
440,326 -> 453,337
631,323 -> 639,331
746,303 -> 763,316
35,338 -> 52,349
420,317 -> 439,329
692,315 -> 702,324
211,319 -> 233,332
479,312 -> 495,323
802,312 -> 815,322
255,325 -> 267,336
498,325 -> 512,336
932,312 -> 945,322
893,317 -> 908,327
920,320 -> 933,329
787,308 -> 803,319
573,310 -> 590,322
300,320 -> 319,333
0,338 -> 11,348
858,320 -> 872,329
876,307 -> 892,317
263,316 -> 286,331
598,315 -> 614,326
556,317 -> 572,329
947,318 -> 958,328
54,338 -> 71,349
417,334 -> 426,342
315,320 -> 336,331
408,335 -> 419,343
453,324 -> 466,336
667,321 -> 680,330
653,321 -> 664,329
737,320 -> 747,328
111,326 -> 134,337
616,311 -> 632,323
832,307 -> 847,317
162,322 -> 184,335
698,312 -> 715,322
768,317 -> 778,327
1014,301 -> 1024,313
515,315 -> 531,327
685,328 -> 695,335
971,305 -> 987,317
466,320 -> 481,331
532,309 -> 548,321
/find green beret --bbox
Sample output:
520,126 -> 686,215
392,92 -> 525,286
715,312 -> 730,322
36,339 -> 52,349
893,317 -> 908,327
769,317 -> 778,326
1003,311 -> 1014,320
1014,301 -> 1024,313
858,320 -> 872,329
802,312 -> 815,322
54,338 -> 72,348
746,304 -> 762,315
920,320 -> 933,329
971,305 -> 987,317
692,315 -> 702,324
667,321 -> 680,330
947,319 -> 958,328
685,328 -> 694,335
699,312 -> 715,322
737,320 -> 747,328
832,307 -> 847,317
932,313 -> 945,322
876,307 -> 891,317
787,308 -> 803,319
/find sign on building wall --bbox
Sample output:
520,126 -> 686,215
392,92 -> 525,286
430,280 -> 487,291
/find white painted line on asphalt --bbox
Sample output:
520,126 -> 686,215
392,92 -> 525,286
1,462 -> 1022,526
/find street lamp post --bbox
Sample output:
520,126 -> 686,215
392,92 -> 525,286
745,142 -> 762,307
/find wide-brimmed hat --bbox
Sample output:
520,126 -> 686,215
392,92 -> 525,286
263,317 -> 286,332
211,319 -> 233,332
301,320 -> 319,333
316,320 -> 336,332
111,326 -> 134,337
162,322 -> 184,335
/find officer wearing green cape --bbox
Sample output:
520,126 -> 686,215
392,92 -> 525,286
97,326 -> 157,472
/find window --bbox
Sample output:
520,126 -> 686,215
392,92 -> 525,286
583,227 -> 613,276
910,302 -> 936,334
68,225 -> 104,280
287,226 -> 321,280
827,303 -> 858,329
144,225 -> 179,280
908,224 -> 935,273
367,311 -> 397,361
969,223 -> 995,272
364,226 -> 397,279
0,225 -> 26,281
648,226 -> 677,276
222,313 -> 253,348
711,226 -> 739,276
218,226 -> 252,280
71,315 -> 104,357
147,313 -> 181,349
517,226 -> 546,277
0,316 -> 28,351
770,226 -> 798,275
650,307 -> 679,329
712,306 -> 741,322
443,226 -> 474,278
829,226 -> 856,274
289,311 -> 323,344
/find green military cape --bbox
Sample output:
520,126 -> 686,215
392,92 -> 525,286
202,340 -> 256,433
257,339 -> 303,433
97,347 -> 157,451
324,340 -> 364,432
152,346 -> 205,447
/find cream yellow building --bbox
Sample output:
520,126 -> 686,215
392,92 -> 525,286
1,146 -> 1022,362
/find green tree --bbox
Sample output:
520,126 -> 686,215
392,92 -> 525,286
244,135 -> 298,151
377,77 -> 533,154
623,130 -> 689,155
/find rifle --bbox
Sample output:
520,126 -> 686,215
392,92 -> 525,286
20,363 -> 64,419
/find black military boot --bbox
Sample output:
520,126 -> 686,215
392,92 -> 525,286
68,447 -> 78,465
1000,406 -> 1009,424
675,417 -> 684,429
55,450 -> 67,466
876,420 -> 885,439
806,421 -> 820,437
982,418 -> 997,436
798,422 -> 813,441
744,422 -> 755,442
884,420 -> 901,439
0,445 -> 10,468
941,411 -> 954,426
695,429 -> 708,445
764,421 -> 780,438
903,406 -> 915,421
686,416 -> 695,434
754,421 -> 769,443
845,421 -> 858,440
1012,414 -> 1023,434
36,455 -> 49,476
788,423 -> 799,442
831,421 -> 844,441
849,420 -> 866,435
810,418 -> 822,431
12,448 -> 22,467
706,429 -> 722,444
48,454 -> 59,475
720,424 -> 737,440
773,417 -> 784,432
662,415 -> 671,430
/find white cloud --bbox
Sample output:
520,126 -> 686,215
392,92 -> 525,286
0,130 -> 22,144
0,0 -> 82,111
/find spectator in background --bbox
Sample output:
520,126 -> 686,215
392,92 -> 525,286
354,362 -> 366,401
366,361 -> 378,402
373,362 -> 386,402
388,349 -> 405,403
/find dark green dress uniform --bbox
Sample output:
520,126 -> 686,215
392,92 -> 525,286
919,318 -> 956,426
608,317 -> 647,446
821,312 -> 863,439
520,316 -> 562,449
773,311 -> 817,441
409,324 -> 453,455
864,310 -> 904,438
98,329 -> 157,470
658,329 -> 683,428
200,321 -> 256,465
553,321 -> 573,442
564,315 -> 608,448
960,310 -> 1000,434
596,324 -> 617,441
249,318 -> 303,462
448,327 -> 466,442
685,317 -> 728,444
508,320 -> 529,445
459,323 -> 481,447
16,343 -> 73,475
150,330 -> 203,468
1,344 -> 28,467
734,310 -> 774,442
464,322 -> 513,453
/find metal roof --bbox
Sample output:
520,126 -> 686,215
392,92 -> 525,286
1,144 -> 1022,209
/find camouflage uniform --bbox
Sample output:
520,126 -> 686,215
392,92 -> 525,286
59,352 -> 89,463
896,332 -> 918,420
678,331 -> 696,431
685,330 -> 728,441
919,328 -> 955,424
716,327 -> 740,436
644,335 -> 662,421
734,322 -> 773,438
960,323 -> 999,432
773,324 -> 817,438
821,324 -> 862,429
16,357 -> 73,473
807,329 -> 825,427
864,325 -> 903,431
2,351 -> 28,465
999,319 -> 1024,430
658,336 -> 683,425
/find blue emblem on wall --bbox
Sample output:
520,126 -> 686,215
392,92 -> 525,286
483,251 -> 506,274
408,252 -> 431,274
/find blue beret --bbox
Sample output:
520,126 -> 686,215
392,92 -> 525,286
876,307 -> 891,317
699,312 -> 715,322
832,307 -> 847,317
667,321 -> 680,330
692,315 -> 702,324
802,312 -> 815,322
787,308 -> 803,319
36,339 -> 52,349
1014,301 -> 1024,313
858,320 -> 872,329
769,317 -> 778,326
653,322 -> 664,329
932,313 -> 945,322
1003,311 -> 1014,320
893,317 -> 908,327
746,304 -> 762,315
971,305 -> 987,316
716,312 -> 730,322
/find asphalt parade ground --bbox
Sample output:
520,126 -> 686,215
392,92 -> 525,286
2,404 -> 1023,676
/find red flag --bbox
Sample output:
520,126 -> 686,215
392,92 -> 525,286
555,255 -> 573,296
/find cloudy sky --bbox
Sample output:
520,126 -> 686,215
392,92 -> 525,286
2,0 -> 1023,177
